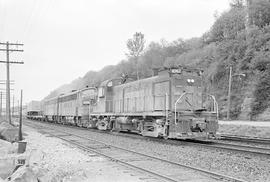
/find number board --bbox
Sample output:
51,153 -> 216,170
170,68 -> 182,74
15,158 -> 26,166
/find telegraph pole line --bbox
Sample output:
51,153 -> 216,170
0,82 -> 15,85
0,91 -> 2,119
227,67 -> 232,120
6,42 -> 10,123
0,89 -> 14,91
227,66 -> 246,120
12,95 -> 14,117
0,41 -> 24,124
18,100 -> 20,117
19,90 -> 23,141
0,80 -> 15,84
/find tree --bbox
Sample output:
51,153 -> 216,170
230,0 -> 244,8
164,57 -> 175,68
248,0 -> 270,28
126,32 -> 146,80
209,7 -> 246,42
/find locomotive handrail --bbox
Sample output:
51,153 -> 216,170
206,94 -> 219,119
201,93 -> 219,119
174,92 -> 190,125
174,93 -> 219,125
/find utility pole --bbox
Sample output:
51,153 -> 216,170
12,95 -> 14,118
0,42 -> 24,124
227,67 -> 232,120
19,90 -> 23,141
0,91 -> 2,119
227,67 -> 246,120
18,100 -> 20,117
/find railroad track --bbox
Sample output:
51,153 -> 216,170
192,140 -> 270,157
24,119 -> 270,157
220,134 -> 270,145
24,120 -> 246,182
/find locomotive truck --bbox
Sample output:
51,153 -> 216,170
42,66 -> 219,140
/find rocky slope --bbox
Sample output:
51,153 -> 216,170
44,1 -> 270,120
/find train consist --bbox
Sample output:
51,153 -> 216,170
27,66 -> 219,139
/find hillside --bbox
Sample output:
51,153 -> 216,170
44,0 -> 270,120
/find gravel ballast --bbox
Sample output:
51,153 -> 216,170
46,124 -> 270,182
6,126 -> 164,182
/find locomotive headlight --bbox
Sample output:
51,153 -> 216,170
187,79 -> 195,83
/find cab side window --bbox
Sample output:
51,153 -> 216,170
98,87 -> 105,98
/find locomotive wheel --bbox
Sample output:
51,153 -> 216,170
163,126 -> 169,140
110,120 -> 116,132
163,135 -> 168,140
112,121 -> 120,132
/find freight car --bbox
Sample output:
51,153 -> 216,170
89,66 -> 219,139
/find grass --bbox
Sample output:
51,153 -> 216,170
218,124 -> 270,138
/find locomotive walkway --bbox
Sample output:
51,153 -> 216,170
25,120 -> 247,182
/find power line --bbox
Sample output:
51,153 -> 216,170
0,61 -> 24,63
0,42 -> 24,46
0,80 -> 15,85
0,91 -> 2,118
0,0 -> 7,40
0,89 -> 14,91
22,0 -> 39,41
0,49 -> 23,52
0,80 -> 14,82
0,83 -> 14,85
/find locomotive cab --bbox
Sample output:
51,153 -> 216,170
79,87 -> 97,128
92,78 -> 123,130
166,67 -> 219,139
139,67 -> 218,140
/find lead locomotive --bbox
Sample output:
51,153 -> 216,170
42,66 -> 219,139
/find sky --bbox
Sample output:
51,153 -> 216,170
0,0 -> 230,105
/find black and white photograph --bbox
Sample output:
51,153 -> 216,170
0,0 -> 270,181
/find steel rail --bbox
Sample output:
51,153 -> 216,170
49,134 -> 179,182
192,141 -> 270,157
25,119 -> 270,157
25,120 -> 247,182
220,134 -> 270,144
27,119 -> 270,156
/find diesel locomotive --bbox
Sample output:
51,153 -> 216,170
40,66 -> 219,139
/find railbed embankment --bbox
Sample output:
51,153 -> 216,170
1,122 -> 160,182
27,119 -> 270,182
